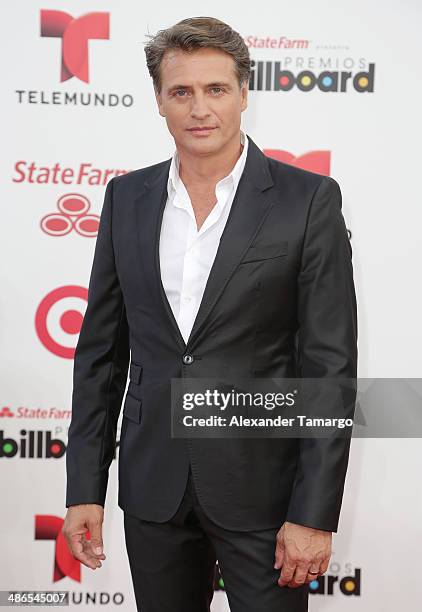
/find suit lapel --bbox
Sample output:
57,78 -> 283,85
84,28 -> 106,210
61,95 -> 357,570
133,160 -> 187,353
134,135 -> 275,353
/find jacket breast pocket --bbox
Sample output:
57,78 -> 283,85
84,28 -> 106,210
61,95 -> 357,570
122,392 -> 142,424
240,240 -> 288,264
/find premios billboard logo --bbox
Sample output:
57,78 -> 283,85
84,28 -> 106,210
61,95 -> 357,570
0,429 -> 66,458
309,566 -> 361,597
214,560 -> 361,597
0,428 -> 121,459
249,60 -> 374,92
246,32 -> 375,93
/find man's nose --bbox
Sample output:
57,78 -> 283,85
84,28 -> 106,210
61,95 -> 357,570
190,92 -> 211,118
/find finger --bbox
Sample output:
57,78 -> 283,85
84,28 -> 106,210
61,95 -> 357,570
303,561 -> 322,584
287,564 -> 309,588
82,535 -> 104,565
75,550 -> 102,570
69,532 -> 88,558
69,531 -> 105,561
71,539 -> 103,570
87,519 -> 105,557
305,574 -> 318,584
277,559 -> 296,587
274,539 -> 285,570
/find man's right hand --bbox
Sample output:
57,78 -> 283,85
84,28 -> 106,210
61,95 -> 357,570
62,504 -> 107,570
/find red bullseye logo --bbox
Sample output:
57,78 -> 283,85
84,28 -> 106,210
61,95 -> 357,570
35,286 -> 88,359
41,194 -> 100,237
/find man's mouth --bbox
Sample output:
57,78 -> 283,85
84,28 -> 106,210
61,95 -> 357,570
187,127 -> 217,131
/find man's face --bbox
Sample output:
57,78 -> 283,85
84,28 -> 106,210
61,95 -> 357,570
155,47 -> 248,157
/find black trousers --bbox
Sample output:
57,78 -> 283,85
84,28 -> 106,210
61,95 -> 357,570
123,467 -> 309,612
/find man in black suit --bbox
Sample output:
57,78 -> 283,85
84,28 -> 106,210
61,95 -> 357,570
63,16 -> 357,612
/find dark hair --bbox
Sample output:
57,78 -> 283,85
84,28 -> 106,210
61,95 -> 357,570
143,16 -> 250,93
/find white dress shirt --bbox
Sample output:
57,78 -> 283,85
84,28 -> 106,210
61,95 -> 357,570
159,130 -> 249,345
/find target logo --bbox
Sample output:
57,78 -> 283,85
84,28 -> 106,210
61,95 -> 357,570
40,193 -> 100,237
35,286 -> 88,359
263,150 -> 331,176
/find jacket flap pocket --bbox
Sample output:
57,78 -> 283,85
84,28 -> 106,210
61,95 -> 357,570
241,240 -> 288,264
129,362 -> 143,384
123,393 -> 142,424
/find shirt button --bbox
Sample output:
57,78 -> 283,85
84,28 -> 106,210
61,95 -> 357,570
182,296 -> 192,303
182,354 -> 194,365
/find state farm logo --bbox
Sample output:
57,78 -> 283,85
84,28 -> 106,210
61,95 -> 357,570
264,149 -> 330,175
41,194 -> 99,237
0,407 -> 14,418
40,10 -> 109,84
0,405 -> 71,420
35,286 -> 87,359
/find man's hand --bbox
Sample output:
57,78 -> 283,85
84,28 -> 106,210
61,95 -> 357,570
62,504 -> 107,570
274,521 -> 332,588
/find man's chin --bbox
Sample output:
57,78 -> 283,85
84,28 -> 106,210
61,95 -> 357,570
182,139 -> 222,156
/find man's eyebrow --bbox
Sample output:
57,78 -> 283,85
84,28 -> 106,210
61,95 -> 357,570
167,82 -> 232,92
206,82 -> 232,88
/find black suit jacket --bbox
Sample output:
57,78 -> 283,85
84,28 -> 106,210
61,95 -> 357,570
66,134 -> 358,532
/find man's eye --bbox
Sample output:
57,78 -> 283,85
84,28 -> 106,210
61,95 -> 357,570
174,89 -> 186,97
210,87 -> 224,94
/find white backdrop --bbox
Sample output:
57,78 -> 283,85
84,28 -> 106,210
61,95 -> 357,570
1,1 -> 422,610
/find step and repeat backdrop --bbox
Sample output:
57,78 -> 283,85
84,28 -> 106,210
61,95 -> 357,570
2,1 -> 421,610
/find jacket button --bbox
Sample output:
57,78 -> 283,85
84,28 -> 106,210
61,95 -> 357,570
182,354 -> 194,364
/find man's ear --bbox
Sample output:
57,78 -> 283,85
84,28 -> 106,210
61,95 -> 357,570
155,87 -> 165,117
240,81 -> 248,112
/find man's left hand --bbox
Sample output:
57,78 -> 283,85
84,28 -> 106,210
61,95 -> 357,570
274,521 -> 332,588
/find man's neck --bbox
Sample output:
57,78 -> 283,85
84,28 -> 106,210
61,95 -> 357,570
177,132 -> 244,190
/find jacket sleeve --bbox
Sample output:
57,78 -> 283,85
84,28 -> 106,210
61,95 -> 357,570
65,177 -> 130,508
285,175 -> 358,532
